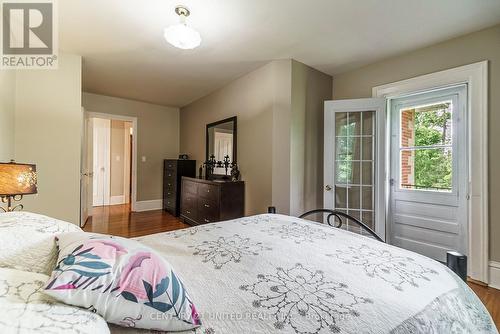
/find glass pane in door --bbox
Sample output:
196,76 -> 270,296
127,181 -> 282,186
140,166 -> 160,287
334,111 -> 375,231
399,101 -> 453,192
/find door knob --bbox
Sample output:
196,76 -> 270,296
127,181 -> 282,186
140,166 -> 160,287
325,185 -> 332,191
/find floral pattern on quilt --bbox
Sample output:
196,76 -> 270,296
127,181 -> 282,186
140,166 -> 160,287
109,214 -> 497,334
326,244 -> 439,291
240,263 -> 373,334
170,225 -> 223,239
44,233 -> 200,332
0,267 -> 109,334
189,234 -> 272,269
261,222 -> 334,244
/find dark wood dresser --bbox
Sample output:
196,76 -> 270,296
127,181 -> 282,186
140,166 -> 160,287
180,177 -> 245,225
163,159 -> 196,216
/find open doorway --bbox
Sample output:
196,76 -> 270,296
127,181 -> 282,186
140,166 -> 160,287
80,112 -> 137,227
92,118 -> 133,207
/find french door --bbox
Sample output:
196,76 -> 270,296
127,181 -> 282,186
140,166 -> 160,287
324,98 -> 386,239
389,85 -> 468,262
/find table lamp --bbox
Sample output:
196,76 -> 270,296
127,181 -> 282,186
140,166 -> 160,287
0,160 -> 37,212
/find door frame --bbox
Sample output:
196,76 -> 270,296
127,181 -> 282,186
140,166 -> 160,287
84,111 -> 139,212
324,98 -> 387,240
373,61 -> 489,283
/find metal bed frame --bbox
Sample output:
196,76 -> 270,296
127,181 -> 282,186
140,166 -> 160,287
266,206 -> 467,281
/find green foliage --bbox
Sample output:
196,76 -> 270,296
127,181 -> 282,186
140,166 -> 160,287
412,105 -> 452,190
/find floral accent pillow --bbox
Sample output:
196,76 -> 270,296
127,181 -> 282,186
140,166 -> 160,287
44,232 -> 201,331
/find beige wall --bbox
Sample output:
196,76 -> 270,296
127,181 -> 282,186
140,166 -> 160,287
14,54 -> 82,224
291,60 -> 333,215
180,59 -> 333,216
332,24 -> 500,261
83,93 -> 180,202
181,60 -> 286,215
0,71 -> 16,162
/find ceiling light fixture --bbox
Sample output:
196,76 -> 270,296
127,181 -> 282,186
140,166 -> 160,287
164,6 -> 201,50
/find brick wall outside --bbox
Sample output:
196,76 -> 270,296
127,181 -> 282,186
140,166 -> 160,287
401,109 -> 415,188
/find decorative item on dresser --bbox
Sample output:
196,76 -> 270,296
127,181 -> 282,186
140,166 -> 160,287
163,159 -> 196,216
180,176 -> 244,225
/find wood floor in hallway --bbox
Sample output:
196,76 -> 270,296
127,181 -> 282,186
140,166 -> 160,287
83,204 -> 188,238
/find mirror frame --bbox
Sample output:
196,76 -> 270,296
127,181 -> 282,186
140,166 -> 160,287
205,116 -> 237,174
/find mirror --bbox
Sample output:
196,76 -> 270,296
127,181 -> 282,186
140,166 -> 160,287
206,116 -> 237,176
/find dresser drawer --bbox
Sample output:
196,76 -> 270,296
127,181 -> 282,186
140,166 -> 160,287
181,204 -> 197,221
198,183 -> 219,200
164,169 -> 176,181
164,188 -> 175,199
164,179 -> 176,191
181,192 -> 196,209
182,179 -> 197,195
164,161 -> 177,171
198,198 -> 219,217
164,193 -> 176,208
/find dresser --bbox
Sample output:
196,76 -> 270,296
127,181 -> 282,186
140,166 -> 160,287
163,159 -> 196,216
180,177 -> 245,225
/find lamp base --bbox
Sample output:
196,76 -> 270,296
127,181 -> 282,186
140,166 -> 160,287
0,195 -> 24,212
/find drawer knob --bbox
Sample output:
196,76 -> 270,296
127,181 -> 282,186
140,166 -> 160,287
204,204 -> 210,208
168,192 -> 171,195
207,189 -> 210,193
168,174 -> 172,177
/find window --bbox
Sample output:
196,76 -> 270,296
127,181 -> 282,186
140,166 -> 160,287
399,101 -> 453,192
334,111 -> 375,228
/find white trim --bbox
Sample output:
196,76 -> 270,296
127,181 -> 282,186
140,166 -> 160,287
110,195 -> 125,205
85,112 -> 139,212
489,261 -> 500,290
134,199 -> 162,212
324,98 -> 386,240
373,61 -> 489,283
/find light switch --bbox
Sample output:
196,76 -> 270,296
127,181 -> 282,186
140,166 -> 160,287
141,156 -> 146,162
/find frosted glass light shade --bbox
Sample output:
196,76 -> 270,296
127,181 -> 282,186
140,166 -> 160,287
164,23 -> 201,50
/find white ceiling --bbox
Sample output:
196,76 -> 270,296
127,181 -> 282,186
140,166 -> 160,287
60,0 -> 500,107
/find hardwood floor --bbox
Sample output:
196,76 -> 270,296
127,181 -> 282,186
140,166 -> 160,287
469,282 -> 500,328
83,204 -> 499,329
83,204 -> 188,238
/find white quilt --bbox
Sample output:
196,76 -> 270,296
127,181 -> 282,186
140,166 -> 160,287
0,212 -> 82,275
110,214 -> 497,334
0,267 -> 110,334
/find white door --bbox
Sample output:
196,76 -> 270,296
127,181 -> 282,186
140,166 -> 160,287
389,85 -> 468,262
80,112 -> 94,225
324,98 -> 386,238
92,118 -> 111,206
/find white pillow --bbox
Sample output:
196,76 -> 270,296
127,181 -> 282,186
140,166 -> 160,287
0,211 -> 82,274
0,267 -> 109,333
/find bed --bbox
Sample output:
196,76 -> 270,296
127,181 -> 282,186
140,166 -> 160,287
0,212 -> 497,334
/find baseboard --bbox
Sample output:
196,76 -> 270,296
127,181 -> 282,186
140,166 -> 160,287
110,195 -> 125,205
134,199 -> 162,212
489,261 -> 500,290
